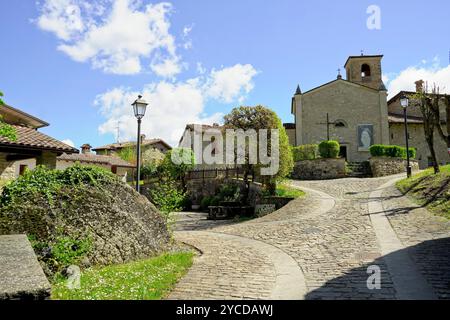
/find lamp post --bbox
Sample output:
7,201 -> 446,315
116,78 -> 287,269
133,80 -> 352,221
132,95 -> 148,192
400,94 -> 412,178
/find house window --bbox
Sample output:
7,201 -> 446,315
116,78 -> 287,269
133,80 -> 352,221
361,64 -> 371,78
19,165 -> 28,176
335,120 -> 347,128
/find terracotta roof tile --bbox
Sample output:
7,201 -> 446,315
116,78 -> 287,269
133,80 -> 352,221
0,125 -> 78,153
58,153 -> 135,168
93,138 -> 171,151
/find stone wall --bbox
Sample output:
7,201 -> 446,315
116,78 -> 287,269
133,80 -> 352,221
389,123 -> 449,169
186,177 -> 262,206
292,158 -> 346,180
36,152 -> 57,169
0,235 -> 51,300
370,157 -> 420,177
0,154 -> 16,181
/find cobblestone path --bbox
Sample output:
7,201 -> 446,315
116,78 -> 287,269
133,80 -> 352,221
169,175 -> 450,300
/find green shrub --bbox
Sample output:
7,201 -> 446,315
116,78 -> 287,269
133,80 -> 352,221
0,164 -> 117,207
318,141 -> 340,159
218,184 -> 242,203
148,180 -> 187,215
200,196 -> 212,210
29,234 -> 91,278
369,145 -> 416,159
292,144 -> 318,162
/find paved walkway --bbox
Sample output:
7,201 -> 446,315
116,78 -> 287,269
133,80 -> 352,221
169,175 -> 450,300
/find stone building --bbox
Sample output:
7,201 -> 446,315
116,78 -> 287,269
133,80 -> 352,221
93,137 -> 172,156
387,81 -> 449,168
290,54 -> 449,168
0,103 -> 78,180
57,144 -> 135,181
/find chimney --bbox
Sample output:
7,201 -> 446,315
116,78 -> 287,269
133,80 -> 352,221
415,80 -> 424,93
81,144 -> 92,154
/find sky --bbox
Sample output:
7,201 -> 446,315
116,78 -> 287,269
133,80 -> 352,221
1,0 -> 449,149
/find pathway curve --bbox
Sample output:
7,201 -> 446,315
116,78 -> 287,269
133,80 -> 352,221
170,175 -> 450,300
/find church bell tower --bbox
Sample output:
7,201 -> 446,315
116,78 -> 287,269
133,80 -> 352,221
344,54 -> 385,91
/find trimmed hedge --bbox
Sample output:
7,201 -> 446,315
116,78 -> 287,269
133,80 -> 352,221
369,144 -> 416,159
318,141 -> 340,159
292,144 -> 318,162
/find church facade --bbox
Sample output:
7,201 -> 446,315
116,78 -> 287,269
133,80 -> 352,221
288,54 -> 449,169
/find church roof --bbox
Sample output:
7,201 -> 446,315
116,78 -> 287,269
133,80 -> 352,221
343,55 -> 384,68
301,78 -> 380,96
295,85 -> 302,95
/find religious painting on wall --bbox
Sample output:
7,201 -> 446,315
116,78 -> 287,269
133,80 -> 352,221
357,124 -> 373,151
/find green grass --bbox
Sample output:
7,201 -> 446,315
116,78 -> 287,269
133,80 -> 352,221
396,165 -> 450,219
52,252 -> 194,300
276,184 -> 306,198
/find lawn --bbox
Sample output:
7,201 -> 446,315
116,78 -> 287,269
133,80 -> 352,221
396,165 -> 450,219
52,252 -> 194,300
276,183 -> 306,198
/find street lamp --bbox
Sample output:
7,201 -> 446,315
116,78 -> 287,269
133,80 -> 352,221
400,94 -> 412,178
132,95 -> 148,192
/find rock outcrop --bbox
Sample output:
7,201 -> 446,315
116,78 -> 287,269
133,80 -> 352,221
0,180 -> 171,272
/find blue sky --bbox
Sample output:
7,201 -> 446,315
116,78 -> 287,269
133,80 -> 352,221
1,0 -> 449,148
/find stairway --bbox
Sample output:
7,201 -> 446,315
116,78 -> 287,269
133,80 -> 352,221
347,161 -> 372,178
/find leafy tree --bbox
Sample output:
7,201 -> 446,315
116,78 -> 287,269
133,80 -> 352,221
0,91 -> 17,141
224,105 -> 293,196
413,84 -> 446,174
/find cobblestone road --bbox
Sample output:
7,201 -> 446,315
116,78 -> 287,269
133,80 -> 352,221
170,175 -> 450,300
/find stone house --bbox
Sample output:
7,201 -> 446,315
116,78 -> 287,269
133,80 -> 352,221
290,54 -> 449,168
387,81 -> 449,169
0,103 -> 78,180
178,123 -> 231,170
57,144 -> 135,181
93,137 -> 172,156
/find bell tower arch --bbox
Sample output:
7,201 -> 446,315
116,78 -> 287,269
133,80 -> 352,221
345,54 -> 384,90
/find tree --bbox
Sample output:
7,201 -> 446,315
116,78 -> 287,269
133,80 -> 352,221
413,84 -> 442,174
433,93 -> 450,158
160,148 -> 195,190
224,106 -> 294,196
0,91 -> 17,141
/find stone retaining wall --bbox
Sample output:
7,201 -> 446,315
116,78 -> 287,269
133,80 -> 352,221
370,157 -> 420,177
292,158 -> 346,180
0,235 -> 51,300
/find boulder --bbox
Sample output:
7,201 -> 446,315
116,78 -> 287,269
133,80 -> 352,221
0,181 -> 171,272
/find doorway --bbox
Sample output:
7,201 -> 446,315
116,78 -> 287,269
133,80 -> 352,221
339,146 -> 348,160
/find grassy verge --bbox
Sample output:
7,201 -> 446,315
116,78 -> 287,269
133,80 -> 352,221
276,184 -> 306,198
52,252 -> 193,300
396,165 -> 450,219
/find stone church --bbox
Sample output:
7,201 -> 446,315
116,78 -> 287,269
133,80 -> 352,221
286,54 -> 449,169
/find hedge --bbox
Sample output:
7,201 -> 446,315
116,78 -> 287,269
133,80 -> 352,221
318,141 -> 340,159
369,145 -> 416,159
292,144 -> 318,162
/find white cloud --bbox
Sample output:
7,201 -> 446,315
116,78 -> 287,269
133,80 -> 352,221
94,64 -> 258,146
62,139 -> 76,147
206,64 -> 259,103
37,0 -> 182,76
386,58 -> 450,98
